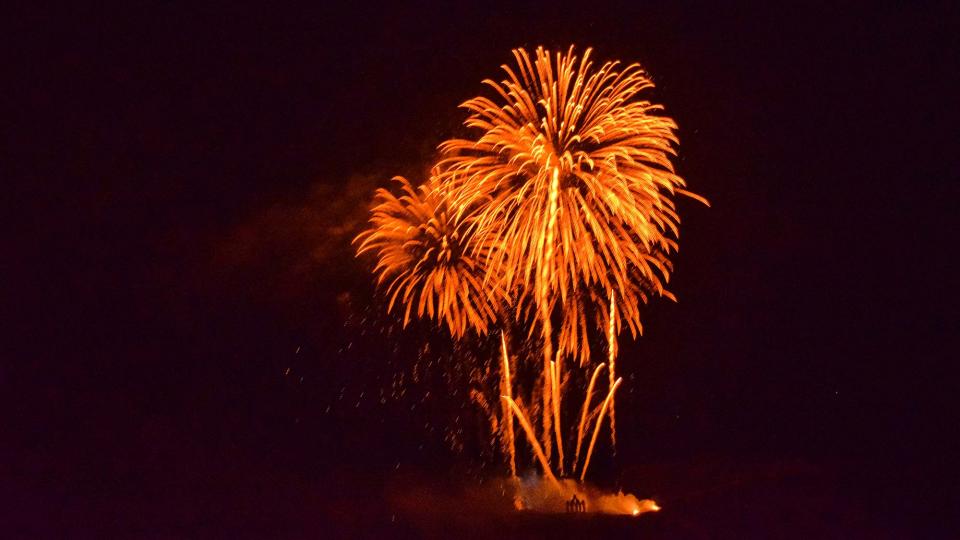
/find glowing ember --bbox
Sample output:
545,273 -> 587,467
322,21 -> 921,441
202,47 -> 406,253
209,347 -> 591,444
355,45 -> 705,491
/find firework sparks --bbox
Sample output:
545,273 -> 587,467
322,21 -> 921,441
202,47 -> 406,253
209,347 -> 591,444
438,45 -> 707,366
356,45 -> 704,491
434,45 -> 704,472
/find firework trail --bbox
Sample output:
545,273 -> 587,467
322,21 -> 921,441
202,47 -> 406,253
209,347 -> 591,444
574,362 -> 606,465
550,357 -> 564,474
502,396 -> 560,489
500,333 -> 517,477
608,291 -> 617,449
580,377 -> 623,482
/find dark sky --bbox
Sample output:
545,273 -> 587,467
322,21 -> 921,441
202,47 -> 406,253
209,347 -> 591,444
7,1 -> 959,535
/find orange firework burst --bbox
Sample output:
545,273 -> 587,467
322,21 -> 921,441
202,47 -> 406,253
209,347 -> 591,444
354,176 -> 507,338
355,45 -> 705,482
438,45 -> 707,366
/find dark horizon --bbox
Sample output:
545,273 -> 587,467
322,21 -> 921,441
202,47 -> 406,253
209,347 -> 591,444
7,2 -> 958,537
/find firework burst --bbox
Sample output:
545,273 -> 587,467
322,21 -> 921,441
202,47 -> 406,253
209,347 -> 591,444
438,45 -> 706,365
354,176 -> 508,338
355,45 -> 705,484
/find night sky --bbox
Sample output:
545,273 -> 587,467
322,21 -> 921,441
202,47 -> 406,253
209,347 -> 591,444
8,2 -> 959,537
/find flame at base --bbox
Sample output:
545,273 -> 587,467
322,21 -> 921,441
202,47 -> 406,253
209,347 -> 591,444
507,474 -> 660,516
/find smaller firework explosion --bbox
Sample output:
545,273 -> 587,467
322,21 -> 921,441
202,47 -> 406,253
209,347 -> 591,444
354,176 -> 507,338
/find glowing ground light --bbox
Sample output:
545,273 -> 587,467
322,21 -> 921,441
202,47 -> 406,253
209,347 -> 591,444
635,500 -> 661,516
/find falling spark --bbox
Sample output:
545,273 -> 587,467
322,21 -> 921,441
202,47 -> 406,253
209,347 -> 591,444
574,362 -> 606,465
608,291 -> 617,449
550,358 -> 564,474
500,333 -> 517,477
502,396 -> 560,489
541,317 -> 553,464
540,167 -> 561,461
580,377 -> 623,482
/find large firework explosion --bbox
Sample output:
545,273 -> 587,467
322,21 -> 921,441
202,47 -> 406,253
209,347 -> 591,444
355,45 -> 706,485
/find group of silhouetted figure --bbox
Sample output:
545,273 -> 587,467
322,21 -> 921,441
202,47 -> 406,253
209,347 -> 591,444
566,493 -> 586,513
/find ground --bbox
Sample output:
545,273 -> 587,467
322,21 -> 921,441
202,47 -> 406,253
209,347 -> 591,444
6,453 -> 946,538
